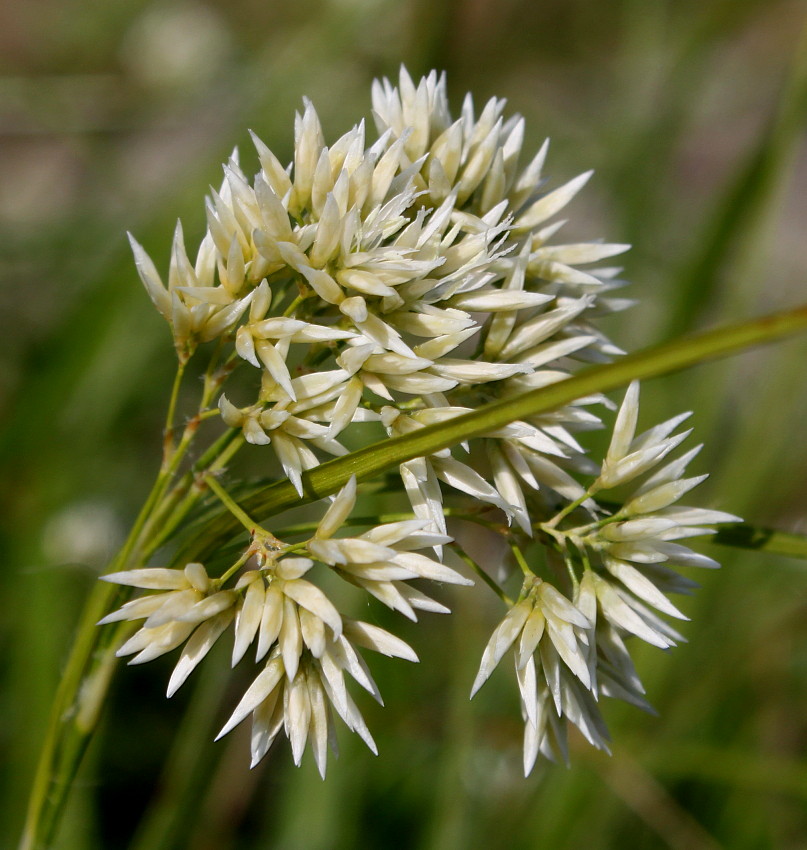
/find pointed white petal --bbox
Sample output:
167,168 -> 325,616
282,579 -> 342,637
279,597 -> 303,681
344,620 -> 419,662
256,584 -> 284,662
101,568 -> 187,590
232,578 -> 266,666
168,610 -> 234,696
471,601 -> 532,697
216,655 -> 285,740
316,476 -> 357,540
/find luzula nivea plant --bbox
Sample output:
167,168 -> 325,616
24,66 -> 807,849
102,68 -> 738,776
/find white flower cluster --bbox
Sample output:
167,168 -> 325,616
471,382 -> 738,772
111,68 -> 735,776
102,477 -> 459,776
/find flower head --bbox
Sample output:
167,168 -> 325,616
106,67 -> 738,779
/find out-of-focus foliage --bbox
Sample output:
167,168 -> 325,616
2,1 -> 806,847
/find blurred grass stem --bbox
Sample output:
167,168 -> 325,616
19,355 -> 241,850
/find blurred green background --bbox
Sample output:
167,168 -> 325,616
2,0 -> 807,847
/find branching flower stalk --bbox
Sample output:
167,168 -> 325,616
21,67 -> 807,850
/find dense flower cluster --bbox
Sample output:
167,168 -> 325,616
106,68 -> 735,776
470,382 -> 737,771
103,477 -> 455,776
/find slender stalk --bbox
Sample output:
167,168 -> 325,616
204,475 -> 263,536
545,490 -> 595,529
218,549 -> 254,586
710,522 -> 807,561
510,543 -> 533,578
178,302 -> 807,564
565,538 -> 587,593
17,393 -> 200,849
20,573 -> 139,850
194,425 -> 242,473
144,435 -> 245,560
141,431 -> 244,564
204,474 -> 285,566
453,547 -> 513,605
197,408 -> 221,422
163,361 -> 186,457
283,293 -> 308,317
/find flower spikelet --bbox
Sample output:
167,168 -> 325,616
100,563 -> 238,694
308,477 -> 466,621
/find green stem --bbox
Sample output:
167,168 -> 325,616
565,537 -> 587,593
178,303 -> 807,563
270,509 -> 506,540
194,426 -> 242,472
545,490 -> 594,529
283,293 -> 307,317
203,474 -> 286,565
218,548 -> 254,586
710,522 -> 807,561
569,510 -> 628,537
510,543 -> 533,578
143,434 -> 245,562
205,474 -> 263,536
164,361 -> 186,451
20,349 -> 235,847
452,546 -> 512,605
197,407 -> 221,422
20,435 -> 242,850
19,578 -> 135,850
